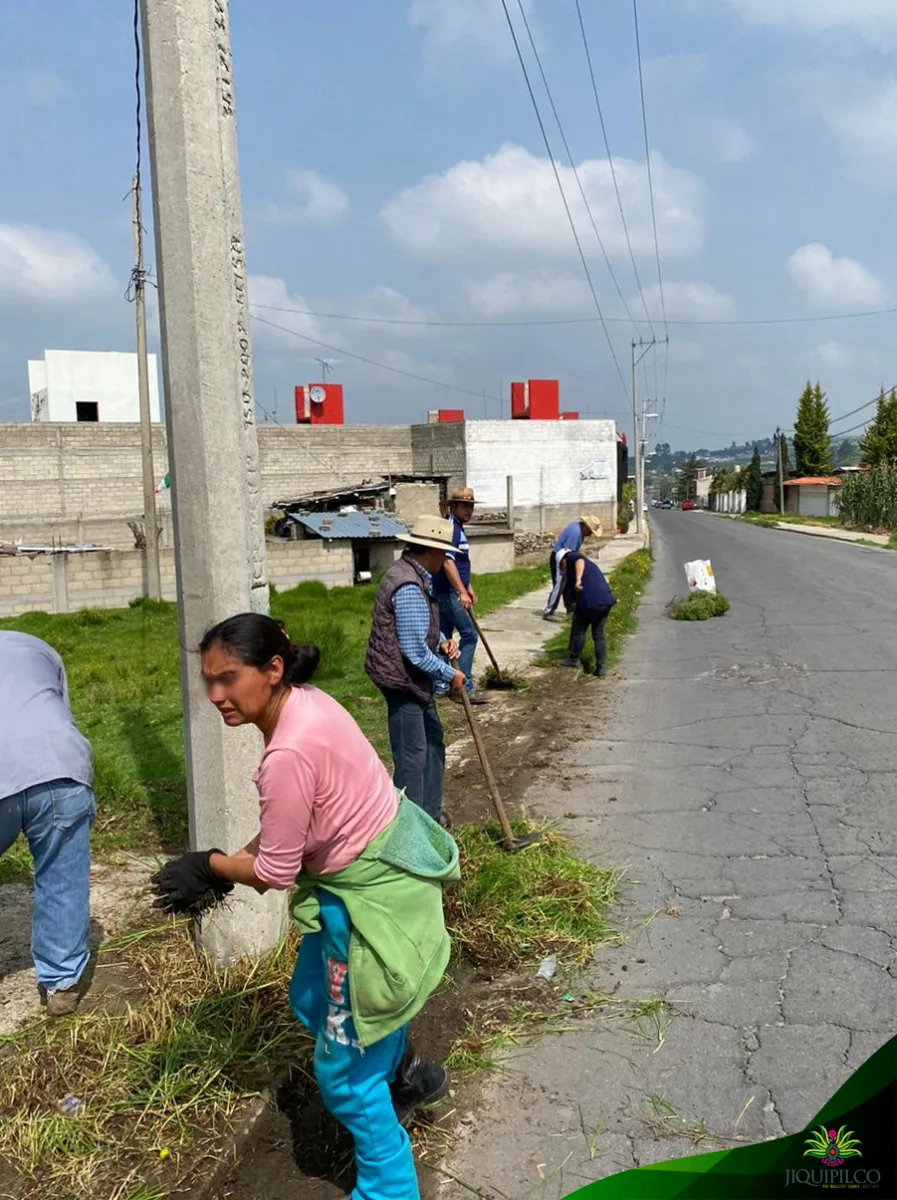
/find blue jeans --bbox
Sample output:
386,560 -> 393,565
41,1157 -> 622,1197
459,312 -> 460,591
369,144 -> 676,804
382,690 -> 445,821
435,593 -> 477,694
289,892 -> 417,1200
0,779 -> 95,993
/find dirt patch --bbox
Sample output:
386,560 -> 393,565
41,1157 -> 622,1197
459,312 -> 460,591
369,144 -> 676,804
0,856 -> 155,1035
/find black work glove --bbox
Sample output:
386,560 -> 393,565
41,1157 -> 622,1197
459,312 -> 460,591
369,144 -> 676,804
150,850 -> 234,916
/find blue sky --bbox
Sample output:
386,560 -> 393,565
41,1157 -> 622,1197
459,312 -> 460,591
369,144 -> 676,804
2,0 -> 897,447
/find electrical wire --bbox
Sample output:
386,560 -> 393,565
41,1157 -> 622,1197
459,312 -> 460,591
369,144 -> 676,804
126,0 -> 147,305
499,0 -> 630,404
829,394 -> 882,428
246,299 -> 897,330
251,313 -> 506,403
632,0 -> 668,405
513,0 -> 640,336
574,0 -> 654,339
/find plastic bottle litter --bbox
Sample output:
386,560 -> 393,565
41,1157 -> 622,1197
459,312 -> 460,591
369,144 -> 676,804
57,1096 -> 84,1117
535,955 -> 558,982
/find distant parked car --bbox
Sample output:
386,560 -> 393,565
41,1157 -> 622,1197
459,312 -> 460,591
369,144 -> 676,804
681,500 -> 696,511
661,499 -> 673,509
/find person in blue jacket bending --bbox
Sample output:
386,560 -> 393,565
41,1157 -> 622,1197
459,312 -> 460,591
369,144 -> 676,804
543,515 -> 601,618
560,550 -> 617,677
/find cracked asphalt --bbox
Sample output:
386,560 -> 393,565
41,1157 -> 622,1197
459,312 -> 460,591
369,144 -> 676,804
440,513 -> 897,1199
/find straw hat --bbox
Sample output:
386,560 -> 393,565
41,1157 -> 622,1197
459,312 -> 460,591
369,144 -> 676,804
398,514 -> 457,552
580,515 -> 603,538
449,487 -> 476,505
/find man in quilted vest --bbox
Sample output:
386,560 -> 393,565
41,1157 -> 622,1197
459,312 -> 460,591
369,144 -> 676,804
365,516 -> 466,827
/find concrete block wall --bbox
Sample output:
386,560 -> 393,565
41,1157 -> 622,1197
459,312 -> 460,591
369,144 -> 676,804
410,423 -> 466,490
0,423 -> 413,533
392,482 -> 441,526
0,539 -> 354,618
259,425 -> 413,504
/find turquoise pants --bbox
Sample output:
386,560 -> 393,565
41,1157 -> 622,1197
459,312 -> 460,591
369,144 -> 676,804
288,892 -> 419,1200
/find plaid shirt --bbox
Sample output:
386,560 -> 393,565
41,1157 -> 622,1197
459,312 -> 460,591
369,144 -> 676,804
391,570 -> 456,686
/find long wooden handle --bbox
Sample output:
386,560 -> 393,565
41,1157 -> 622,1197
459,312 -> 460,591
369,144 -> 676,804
458,687 -> 517,847
469,610 -> 503,678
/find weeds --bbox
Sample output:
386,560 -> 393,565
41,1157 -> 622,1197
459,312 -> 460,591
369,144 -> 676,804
666,592 -> 730,621
0,922 -> 308,1200
444,824 -> 622,970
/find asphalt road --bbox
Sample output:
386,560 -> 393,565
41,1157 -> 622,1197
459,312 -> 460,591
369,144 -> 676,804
442,513 -> 897,1199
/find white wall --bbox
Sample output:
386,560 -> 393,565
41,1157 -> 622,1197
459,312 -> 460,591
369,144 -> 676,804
463,420 -> 617,509
29,350 -> 162,423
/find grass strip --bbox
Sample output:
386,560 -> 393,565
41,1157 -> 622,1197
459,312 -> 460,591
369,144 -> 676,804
444,823 -> 622,970
0,564 -> 549,860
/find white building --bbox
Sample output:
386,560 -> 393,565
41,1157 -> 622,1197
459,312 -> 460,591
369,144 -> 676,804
28,350 -> 162,424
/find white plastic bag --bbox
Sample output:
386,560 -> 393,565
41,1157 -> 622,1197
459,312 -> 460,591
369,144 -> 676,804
684,560 -> 717,593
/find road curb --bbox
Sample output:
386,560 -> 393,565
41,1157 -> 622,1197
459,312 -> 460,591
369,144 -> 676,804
700,511 -> 891,549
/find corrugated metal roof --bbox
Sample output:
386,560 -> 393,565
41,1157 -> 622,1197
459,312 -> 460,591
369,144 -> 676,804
288,511 -> 409,540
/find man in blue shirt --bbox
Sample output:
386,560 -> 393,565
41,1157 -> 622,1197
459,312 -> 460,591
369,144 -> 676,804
0,632 -> 96,1016
366,515 -> 466,826
560,551 -> 616,677
433,487 -> 488,706
543,515 -> 602,618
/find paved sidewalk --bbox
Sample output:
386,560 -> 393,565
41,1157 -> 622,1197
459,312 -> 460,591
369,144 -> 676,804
472,532 -> 646,677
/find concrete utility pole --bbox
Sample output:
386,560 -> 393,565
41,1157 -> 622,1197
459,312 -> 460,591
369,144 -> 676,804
777,428 -> 786,515
132,176 -> 162,600
140,0 -> 285,961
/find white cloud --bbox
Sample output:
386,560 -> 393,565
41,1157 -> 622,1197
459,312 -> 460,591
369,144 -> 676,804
727,0 -> 897,48
466,271 -> 591,317
787,243 -> 890,308
259,170 -> 349,226
247,275 -> 330,346
634,280 -> 736,321
822,77 -> 897,177
381,144 -> 703,262
815,340 -> 854,367
409,0 -> 535,65
0,224 -> 115,302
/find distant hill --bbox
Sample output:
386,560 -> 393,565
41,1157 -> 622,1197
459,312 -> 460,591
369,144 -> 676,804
647,436 -> 860,474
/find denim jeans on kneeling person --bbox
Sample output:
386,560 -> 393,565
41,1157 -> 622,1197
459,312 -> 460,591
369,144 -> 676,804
435,593 -> 477,695
0,779 -> 95,993
382,689 -> 445,821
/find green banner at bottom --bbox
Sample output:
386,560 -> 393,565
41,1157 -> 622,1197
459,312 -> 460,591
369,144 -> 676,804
567,1035 -> 896,1199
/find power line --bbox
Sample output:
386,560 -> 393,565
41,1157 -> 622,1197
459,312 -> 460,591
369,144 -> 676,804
251,313 -> 506,403
632,0 -> 668,404
829,394 -> 881,428
499,0 -> 630,404
513,0 -> 639,336
574,0 -> 654,340
248,299 -> 897,330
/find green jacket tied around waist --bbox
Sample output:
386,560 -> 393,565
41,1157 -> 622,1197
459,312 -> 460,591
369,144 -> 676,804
291,795 -> 460,1047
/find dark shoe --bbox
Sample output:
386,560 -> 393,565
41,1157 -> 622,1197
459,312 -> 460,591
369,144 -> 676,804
594,666 -> 607,679
391,1049 -> 450,1125
467,691 -> 489,706
542,611 -> 554,621
438,810 -> 453,831
46,986 -> 81,1018
559,658 -> 579,669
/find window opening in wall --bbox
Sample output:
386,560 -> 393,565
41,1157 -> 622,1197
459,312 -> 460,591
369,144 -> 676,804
76,402 -> 99,423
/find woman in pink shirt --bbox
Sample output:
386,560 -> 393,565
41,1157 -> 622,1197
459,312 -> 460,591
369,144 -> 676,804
151,613 -> 456,1200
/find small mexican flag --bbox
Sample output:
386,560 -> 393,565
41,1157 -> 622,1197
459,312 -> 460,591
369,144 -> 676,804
154,473 -> 171,495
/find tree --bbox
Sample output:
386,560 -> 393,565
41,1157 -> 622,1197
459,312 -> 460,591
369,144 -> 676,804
745,445 -> 763,512
859,387 -> 897,466
834,438 -> 859,468
793,381 -> 832,476
676,454 -> 703,503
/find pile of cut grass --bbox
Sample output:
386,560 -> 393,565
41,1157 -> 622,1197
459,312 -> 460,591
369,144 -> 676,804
666,591 -> 730,621
444,823 -> 622,970
0,923 -> 308,1200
